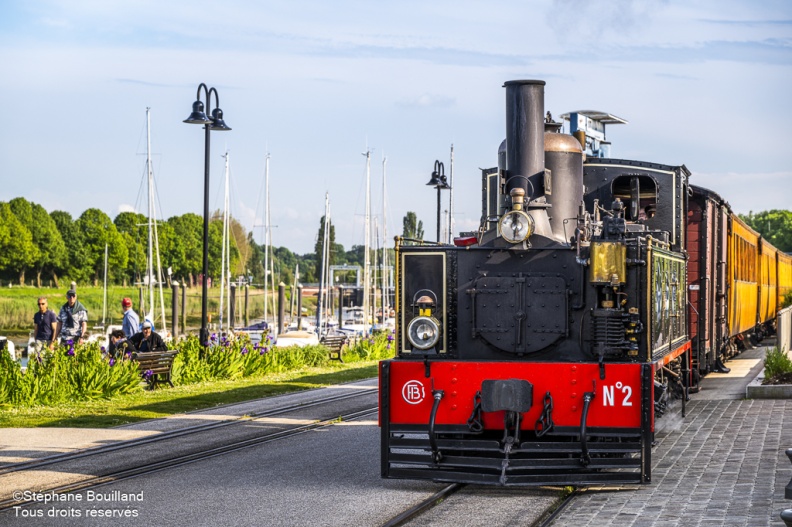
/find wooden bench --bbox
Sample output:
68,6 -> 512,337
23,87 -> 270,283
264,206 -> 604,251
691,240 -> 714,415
136,351 -> 178,389
320,335 -> 349,363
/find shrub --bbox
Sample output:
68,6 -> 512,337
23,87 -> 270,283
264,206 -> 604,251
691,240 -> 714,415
342,332 -> 395,362
0,342 -> 140,407
782,291 -> 792,310
764,346 -> 792,378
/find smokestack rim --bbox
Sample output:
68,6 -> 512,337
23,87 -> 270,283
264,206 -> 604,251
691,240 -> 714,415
503,79 -> 546,87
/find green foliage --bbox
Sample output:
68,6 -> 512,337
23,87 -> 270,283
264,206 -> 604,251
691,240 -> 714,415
782,291 -> 792,310
0,343 -> 140,407
764,347 -> 792,378
167,213 -> 204,285
114,211 -> 148,285
739,209 -> 792,252
402,211 -> 424,243
51,210 -> 88,283
343,332 -> 395,362
0,202 -> 37,282
76,209 -> 128,283
314,215 -> 336,280
1,329 -> 393,409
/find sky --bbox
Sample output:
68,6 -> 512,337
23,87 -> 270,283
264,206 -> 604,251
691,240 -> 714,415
1,0 -> 791,256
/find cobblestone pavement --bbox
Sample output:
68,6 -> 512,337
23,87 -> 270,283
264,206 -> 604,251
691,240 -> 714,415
550,394 -> 792,526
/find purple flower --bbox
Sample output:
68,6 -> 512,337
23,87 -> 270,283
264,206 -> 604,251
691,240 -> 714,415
210,333 -> 217,342
241,347 -> 249,355
125,351 -> 132,358
387,334 -> 394,342
109,358 -> 116,367
66,348 -> 75,357
67,339 -> 74,346
101,346 -> 106,352
386,343 -> 391,350
143,369 -> 154,379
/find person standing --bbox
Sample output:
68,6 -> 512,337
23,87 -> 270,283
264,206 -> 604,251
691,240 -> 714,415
54,289 -> 89,346
121,297 -> 140,338
32,297 -> 57,352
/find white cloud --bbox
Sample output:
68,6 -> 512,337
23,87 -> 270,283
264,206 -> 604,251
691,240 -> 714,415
117,203 -> 139,214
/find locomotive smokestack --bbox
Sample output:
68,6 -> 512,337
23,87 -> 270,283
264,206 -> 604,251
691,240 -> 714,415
504,80 -> 545,199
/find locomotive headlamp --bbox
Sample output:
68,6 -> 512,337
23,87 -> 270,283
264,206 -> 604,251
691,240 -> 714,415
408,294 -> 441,350
407,316 -> 441,350
499,187 -> 534,243
499,210 -> 535,243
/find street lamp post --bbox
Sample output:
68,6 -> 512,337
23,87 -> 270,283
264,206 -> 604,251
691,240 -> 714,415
183,83 -> 231,351
426,160 -> 451,242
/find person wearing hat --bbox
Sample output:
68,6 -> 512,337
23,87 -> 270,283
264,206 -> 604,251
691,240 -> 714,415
129,320 -> 167,352
121,297 -> 140,339
54,289 -> 89,346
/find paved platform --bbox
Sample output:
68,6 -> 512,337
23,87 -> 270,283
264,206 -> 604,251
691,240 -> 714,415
551,346 -> 792,527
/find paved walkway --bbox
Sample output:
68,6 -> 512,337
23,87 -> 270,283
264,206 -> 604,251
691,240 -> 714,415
551,348 -> 792,527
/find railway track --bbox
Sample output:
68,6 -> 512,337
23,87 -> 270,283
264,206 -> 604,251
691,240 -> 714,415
0,389 -> 378,511
0,386 -> 376,477
380,484 -> 466,527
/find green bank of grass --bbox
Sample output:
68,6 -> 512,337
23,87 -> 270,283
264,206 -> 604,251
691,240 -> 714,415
0,362 -> 378,429
0,285 -> 316,332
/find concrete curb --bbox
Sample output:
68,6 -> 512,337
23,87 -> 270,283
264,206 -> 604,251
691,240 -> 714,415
746,369 -> 792,399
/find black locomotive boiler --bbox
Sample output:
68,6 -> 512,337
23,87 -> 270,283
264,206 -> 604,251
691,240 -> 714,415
378,79 -> 773,486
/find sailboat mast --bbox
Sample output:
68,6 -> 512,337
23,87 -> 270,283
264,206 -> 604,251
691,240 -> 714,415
449,143 -> 454,244
262,153 -> 269,323
363,150 -> 371,334
102,244 -> 108,326
146,108 -> 156,327
219,151 -> 230,331
323,197 -> 332,333
381,156 -> 388,318
316,193 -> 330,331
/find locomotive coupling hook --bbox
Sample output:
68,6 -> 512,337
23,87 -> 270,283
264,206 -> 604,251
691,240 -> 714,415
429,389 -> 445,464
580,391 -> 595,467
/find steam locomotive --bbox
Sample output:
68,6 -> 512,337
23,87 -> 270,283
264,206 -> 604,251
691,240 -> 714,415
378,79 -> 790,486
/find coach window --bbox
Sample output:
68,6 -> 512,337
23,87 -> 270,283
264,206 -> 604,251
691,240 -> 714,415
611,175 -> 658,222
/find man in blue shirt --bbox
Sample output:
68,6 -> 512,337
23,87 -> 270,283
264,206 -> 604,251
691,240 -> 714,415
32,296 -> 57,352
121,297 -> 140,338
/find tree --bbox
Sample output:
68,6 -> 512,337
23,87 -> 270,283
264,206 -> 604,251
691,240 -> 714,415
75,209 -> 128,284
402,211 -> 424,243
31,203 -> 67,287
246,233 -> 266,284
211,209 -> 248,277
7,198 -> 40,284
51,210 -> 88,283
114,211 -> 148,285
0,202 -> 36,283
168,213 -> 203,287
314,215 -> 336,281
740,209 -> 792,253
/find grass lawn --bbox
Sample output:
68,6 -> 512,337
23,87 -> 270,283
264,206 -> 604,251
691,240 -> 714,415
0,362 -> 379,429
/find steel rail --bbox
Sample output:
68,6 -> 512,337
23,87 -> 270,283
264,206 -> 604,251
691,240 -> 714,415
0,407 -> 379,511
534,488 -> 582,527
0,386 -> 376,477
380,483 -> 466,527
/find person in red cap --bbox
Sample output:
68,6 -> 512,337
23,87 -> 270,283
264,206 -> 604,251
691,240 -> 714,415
121,297 -> 140,338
